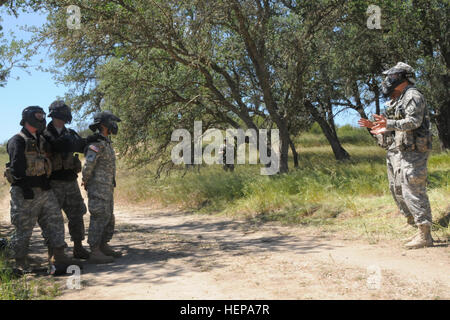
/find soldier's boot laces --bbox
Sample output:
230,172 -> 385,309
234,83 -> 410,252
73,241 -> 90,260
52,246 -> 83,267
405,224 -> 433,249
100,242 -> 122,258
88,246 -> 114,264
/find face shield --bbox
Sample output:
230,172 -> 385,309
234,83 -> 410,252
381,72 -> 406,98
22,110 -> 47,133
108,121 -> 119,135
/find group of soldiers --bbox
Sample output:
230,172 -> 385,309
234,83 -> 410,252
2,61 -> 436,275
4,102 -> 122,273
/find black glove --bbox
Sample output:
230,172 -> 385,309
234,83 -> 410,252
86,134 -> 100,143
22,187 -> 34,200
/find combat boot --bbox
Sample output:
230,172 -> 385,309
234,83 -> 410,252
88,246 -> 114,264
73,241 -> 90,260
402,231 -> 419,244
14,257 -> 32,274
52,246 -> 83,267
100,242 -> 122,258
405,224 -> 433,249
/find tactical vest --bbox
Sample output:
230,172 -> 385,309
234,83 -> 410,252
46,129 -> 82,173
384,87 -> 432,152
4,132 -> 52,183
20,132 -> 52,177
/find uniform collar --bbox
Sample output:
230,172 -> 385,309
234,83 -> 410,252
92,133 -> 112,143
48,121 -> 67,137
21,127 -> 38,140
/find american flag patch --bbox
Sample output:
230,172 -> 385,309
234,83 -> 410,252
89,145 -> 100,153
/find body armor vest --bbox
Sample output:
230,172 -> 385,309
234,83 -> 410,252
46,129 -> 82,173
19,131 -> 52,177
384,86 -> 432,152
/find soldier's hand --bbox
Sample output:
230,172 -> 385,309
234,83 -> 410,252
373,114 -> 387,127
371,114 -> 388,135
358,118 -> 374,128
370,126 -> 387,135
86,135 -> 99,143
81,182 -> 87,191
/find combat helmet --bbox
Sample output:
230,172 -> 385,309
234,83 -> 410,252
381,62 -> 416,98
89,110 -> 121,135
20,106 -> 46,132
48,100 -> 72,124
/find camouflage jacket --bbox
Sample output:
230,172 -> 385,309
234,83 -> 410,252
376,86 -> 432,152
82,134 -> 116,200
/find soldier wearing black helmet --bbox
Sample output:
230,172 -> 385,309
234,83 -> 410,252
43,100 -> 90,260
82,111 -> 122,264
4,106 -> 82,272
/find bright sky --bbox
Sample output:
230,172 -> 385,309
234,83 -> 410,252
0,10 -> 362,144
0,9 -> 78,143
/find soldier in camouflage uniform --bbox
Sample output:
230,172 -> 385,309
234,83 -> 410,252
359,62 -> 433,249
218,139 -> 235,172
43,101 -> 90,259
82,111 -> 122,264
5,106 -> 81,271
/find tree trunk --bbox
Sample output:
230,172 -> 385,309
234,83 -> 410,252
306,101 -> 350,161
279,127 -> 290,173
289,138 -> 299,168
316,116 -> 350,161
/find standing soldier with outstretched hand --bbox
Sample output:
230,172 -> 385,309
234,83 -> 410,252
4,106 -> 81,272
359,62 -> 434,249
43,101 -> 90,260
83,111 -> 122,264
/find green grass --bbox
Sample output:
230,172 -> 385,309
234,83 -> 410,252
115,129 -> 450,242
0,254 -> 61,300
295,124 -> 377,147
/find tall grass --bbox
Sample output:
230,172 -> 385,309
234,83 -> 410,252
0,254 -> 60,300
116,127 -> 449,240
295,124 -> 377,147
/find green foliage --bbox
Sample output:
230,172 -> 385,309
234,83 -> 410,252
0,255 -> 60,300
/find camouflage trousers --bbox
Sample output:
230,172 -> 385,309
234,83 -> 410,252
9,186 -> 66,258
386,150 -> 432,226
87,195 -> 115,247
50,179 -> 87,242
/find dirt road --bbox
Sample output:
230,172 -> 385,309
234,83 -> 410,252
51,205 -> 449,300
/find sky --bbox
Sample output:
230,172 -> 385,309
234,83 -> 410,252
0,9 -> 81,143
0,9 -> 362,144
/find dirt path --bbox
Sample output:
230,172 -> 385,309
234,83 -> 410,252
52,205 -> 449,300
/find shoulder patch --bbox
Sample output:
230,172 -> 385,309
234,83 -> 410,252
89,145 -> 100,153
